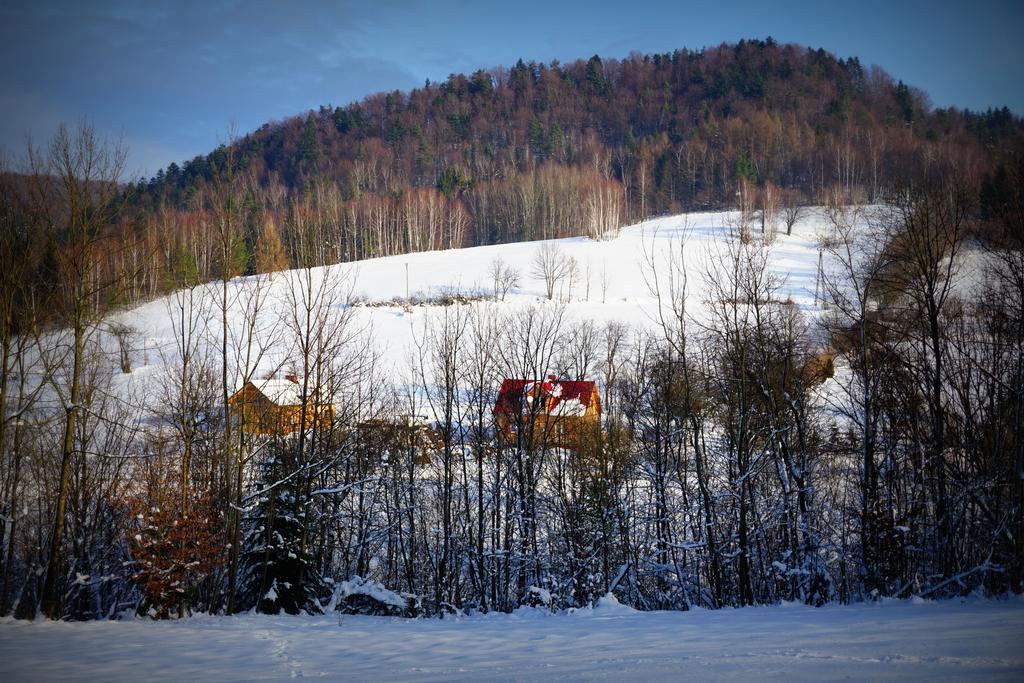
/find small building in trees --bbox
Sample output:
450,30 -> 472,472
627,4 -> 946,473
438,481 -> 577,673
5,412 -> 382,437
228,375 -> 333,435
493,376 -> 601,449
353,413 -> 438,466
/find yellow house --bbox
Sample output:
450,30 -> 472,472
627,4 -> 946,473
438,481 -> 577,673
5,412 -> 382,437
228,375 -> 334,435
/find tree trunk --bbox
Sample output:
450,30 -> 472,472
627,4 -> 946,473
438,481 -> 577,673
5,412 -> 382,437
42,321 -> 83,619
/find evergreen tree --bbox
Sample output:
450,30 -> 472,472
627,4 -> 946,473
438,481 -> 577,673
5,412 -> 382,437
585,55 -> 609,95
237,443 -> 331,615
437,166 -> 463,198
164,245 -> 200,290
735,152 -> 758,183
528,120 -> 549,161
297,113 -> 322,169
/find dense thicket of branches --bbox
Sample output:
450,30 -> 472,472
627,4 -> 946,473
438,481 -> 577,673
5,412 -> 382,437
0,123 -> 1021,621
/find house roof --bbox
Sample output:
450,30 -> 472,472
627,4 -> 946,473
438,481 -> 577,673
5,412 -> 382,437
251,378 -> 303,406
493,378 -> 598,417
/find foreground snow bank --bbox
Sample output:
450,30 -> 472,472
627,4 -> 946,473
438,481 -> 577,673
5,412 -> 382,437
2,598 -> 1023,681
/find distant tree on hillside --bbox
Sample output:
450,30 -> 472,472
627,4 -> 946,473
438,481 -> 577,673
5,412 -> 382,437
531,242 -> 574,300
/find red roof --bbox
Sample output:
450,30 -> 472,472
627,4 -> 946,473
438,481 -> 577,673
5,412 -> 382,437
493,378 -> 598,416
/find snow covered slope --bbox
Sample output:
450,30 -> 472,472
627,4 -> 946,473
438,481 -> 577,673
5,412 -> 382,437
111,208 -> 836,408
2,598 -> 1022,681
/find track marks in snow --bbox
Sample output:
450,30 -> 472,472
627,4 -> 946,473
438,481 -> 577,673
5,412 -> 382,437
253,627 -> 326,679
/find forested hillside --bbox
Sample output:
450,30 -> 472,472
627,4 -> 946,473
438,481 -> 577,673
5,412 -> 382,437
113,39 -> 1023,294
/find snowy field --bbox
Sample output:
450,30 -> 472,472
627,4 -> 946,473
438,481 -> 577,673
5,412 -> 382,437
104,208 -> 839,411
2,598 -> 1023,681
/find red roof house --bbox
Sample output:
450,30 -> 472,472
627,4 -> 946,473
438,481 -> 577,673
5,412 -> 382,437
493,376 -> 601,448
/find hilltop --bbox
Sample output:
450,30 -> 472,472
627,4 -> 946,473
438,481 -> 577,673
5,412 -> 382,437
113,40 -> 1021,290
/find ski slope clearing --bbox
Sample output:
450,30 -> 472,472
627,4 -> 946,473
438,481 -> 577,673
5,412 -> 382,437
2,598 -> 1022,681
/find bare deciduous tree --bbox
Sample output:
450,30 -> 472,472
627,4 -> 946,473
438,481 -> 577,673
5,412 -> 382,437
32,123 -> 128,619
531,243 -> 573,300
782,194 -> 804,236
108,322 -> 137,374
761,181 -> 779,243
488,257 -> 520,301
737,177 -> 757,243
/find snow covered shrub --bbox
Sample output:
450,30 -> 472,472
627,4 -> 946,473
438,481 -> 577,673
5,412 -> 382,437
334,576 -> 421,617
525,586 -> 553,609
236,446 -> 332,615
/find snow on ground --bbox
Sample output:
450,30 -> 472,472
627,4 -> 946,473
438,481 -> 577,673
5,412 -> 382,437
7,211 -> 1018,680
108,208 -> 838,413
2,598 -> 1022,681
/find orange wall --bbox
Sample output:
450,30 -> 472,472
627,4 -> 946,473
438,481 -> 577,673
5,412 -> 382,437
229,384 -> 333,435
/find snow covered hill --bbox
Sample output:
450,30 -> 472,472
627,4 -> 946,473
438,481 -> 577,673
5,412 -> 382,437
109,207 -> 837,412
2,597 -> 1022,681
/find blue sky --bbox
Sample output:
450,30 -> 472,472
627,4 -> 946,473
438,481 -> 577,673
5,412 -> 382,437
2,0 -> 1021,178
